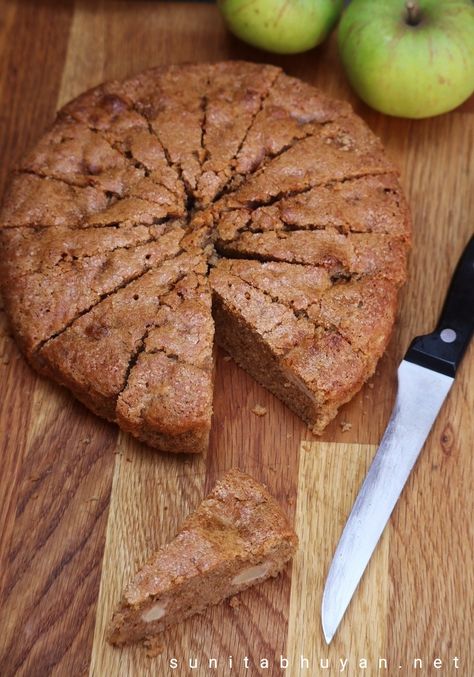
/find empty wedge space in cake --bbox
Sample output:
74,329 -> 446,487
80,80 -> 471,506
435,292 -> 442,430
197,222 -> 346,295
108,469 -> 298,647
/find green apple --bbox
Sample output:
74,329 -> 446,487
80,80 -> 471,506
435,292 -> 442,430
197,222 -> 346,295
218,0 -> 344,54
338,0 -> 474,118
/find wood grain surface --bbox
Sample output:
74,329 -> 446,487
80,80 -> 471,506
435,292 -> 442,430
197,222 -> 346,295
0,2 -> 473,675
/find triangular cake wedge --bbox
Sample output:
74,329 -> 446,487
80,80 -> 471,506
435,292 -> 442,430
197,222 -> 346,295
216,230 -> 408,286
2,226 -> 184,359
59,82 -> 185,200
38,251 -> 207,421
0,223 -> 162,277
235,71 -> 351,175
210,259 -> 398,433
122,64 -> 211,197
0,171 -> 183,229
108,469 -> 298,646
20,119 -> 141,193
226,114 -> 393,207
116,264 -> 214,454
19,118 -> 185,217
218,259 -> 398,359
216,174 -> 411,242
0,173 -> 109,228
195,61 -> 280,205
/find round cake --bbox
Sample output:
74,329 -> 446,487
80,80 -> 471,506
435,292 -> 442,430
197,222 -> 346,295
0,61 -> 411,453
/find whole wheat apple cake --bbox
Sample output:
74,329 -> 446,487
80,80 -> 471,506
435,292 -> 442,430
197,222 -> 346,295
0,62 -> 411,452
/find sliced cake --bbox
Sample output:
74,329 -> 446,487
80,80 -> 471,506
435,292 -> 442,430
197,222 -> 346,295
0,61 -> 411,451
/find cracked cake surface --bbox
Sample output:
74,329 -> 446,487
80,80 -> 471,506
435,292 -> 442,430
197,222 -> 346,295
0,61 -> 411,451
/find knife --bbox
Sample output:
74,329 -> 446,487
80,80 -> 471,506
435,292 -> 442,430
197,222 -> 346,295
321,235 -> 474,644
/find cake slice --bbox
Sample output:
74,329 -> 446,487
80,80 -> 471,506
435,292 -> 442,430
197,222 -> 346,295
215,173 -> 411,242
38,251 -> 206,420
58,88 -> 185,206
108,469 -> 298,646
235,71 -> 350,174
21,118 -> 185,216
116,265 -> 215,453
195,61 -> 280,205
216,229 -> 408,285
2,226 -> 184,359
218,259 -> 398,365
210,261 -> 383,433
59,82 -> 185,201
0,173 -> 109,228
228,114 -> 392,207
20,119 -> 143,194
123,64 -> 212,196
0,222 -> 161,276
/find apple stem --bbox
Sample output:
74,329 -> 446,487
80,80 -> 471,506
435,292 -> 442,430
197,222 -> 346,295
405,0 -> 421,26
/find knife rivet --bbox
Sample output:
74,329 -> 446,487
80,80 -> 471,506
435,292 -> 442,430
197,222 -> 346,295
440,328 -> 457,343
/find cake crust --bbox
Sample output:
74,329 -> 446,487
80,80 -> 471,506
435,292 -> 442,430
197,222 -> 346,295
0,61 -> 411,450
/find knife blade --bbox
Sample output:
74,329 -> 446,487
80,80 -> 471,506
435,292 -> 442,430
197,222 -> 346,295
321,235 -> 474,644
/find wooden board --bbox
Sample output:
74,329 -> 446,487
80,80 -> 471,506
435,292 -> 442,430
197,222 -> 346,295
0,2 -> 473,674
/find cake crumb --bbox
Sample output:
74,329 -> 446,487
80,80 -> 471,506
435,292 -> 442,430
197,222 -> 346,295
207,249 -> 220,267
223,355 -> 232,362
229,595 -> 241,609
367,382 -> 374,389
252,404 -> 267,417
144,637 -> 165,658
340,421 -> 352,432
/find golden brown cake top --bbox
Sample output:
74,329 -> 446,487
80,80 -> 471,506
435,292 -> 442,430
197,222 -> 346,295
0,61 -> 411,447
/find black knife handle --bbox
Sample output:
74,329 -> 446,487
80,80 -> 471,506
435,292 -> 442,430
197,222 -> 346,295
405,235 -> 474,378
